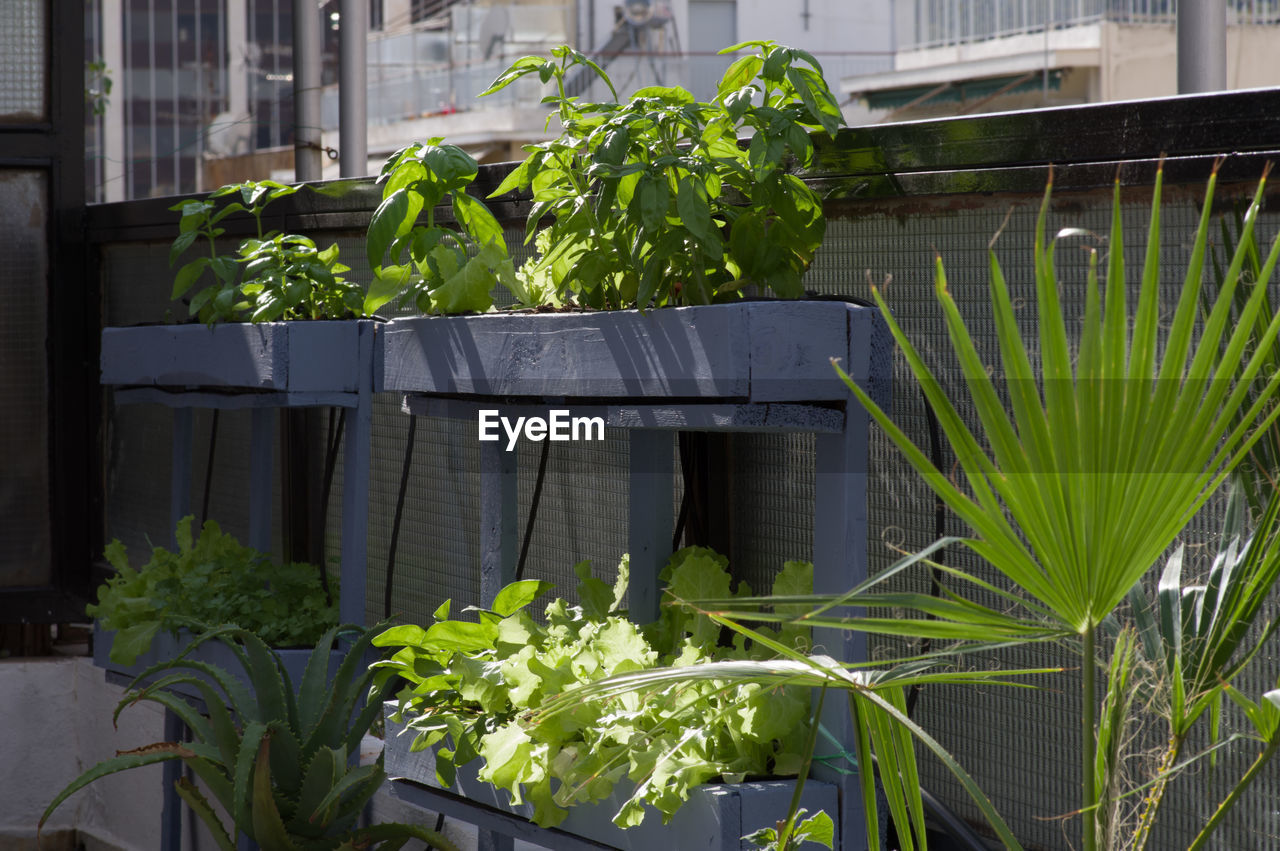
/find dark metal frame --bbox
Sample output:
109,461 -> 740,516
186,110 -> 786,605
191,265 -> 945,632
0,1 -> 92,622
80,85 -> 1280,606
84,86 -> 1280,244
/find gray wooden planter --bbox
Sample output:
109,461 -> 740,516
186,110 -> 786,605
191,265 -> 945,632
100,320 -> 368,394
383,706 -> 839,851
377,300 -> 890,851
98,319 -> 376,627
378,301 -> 884,402
93,623 -> 342,700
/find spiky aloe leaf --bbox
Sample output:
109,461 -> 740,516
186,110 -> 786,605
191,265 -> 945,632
238,629 -> 295,728
303,625 -> 387,755
234,721 -> 272,832
289,746 -> 340,836
122,645 -> 258,722
127,669 -> 243,775
268,723 -> 305,806
297,625 -> 342,740
114,673 -> 217,744
174,776 -> 237,851
305,762 -> 386,829
39,743 -> 193,829
251,735 -> 299,851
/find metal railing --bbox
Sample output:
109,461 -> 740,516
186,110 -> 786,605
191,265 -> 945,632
901,0 -> 1280,51
322,48 -> 891,129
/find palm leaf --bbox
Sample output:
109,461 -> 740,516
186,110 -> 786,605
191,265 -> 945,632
838,163 -> 1280,636
834,163 -> 1280,851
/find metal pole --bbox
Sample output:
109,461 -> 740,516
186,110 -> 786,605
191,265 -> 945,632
1177,0 -> 1227,94
293,0 -> 324,180
339,0 -> 368,177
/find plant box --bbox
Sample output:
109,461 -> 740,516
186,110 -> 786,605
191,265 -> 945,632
383,706 -> 839,851
92,623 -> 343,700
378,301 -> 884,403
100,320 -> 372,392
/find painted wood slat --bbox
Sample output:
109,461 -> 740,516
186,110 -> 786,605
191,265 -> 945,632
100,321 -> 365,392
383,705 -> 839,851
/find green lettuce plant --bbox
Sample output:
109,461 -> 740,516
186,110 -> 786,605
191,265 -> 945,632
481,42 -> 842,309
373,548 -> 820,829
550,541 -> 1056,850
170,179 -> 363,322
744,808 -> 834,851
89,515 -> 337,665
41,625 -> 458,851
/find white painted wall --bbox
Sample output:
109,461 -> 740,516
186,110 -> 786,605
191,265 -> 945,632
0,658 -> 486,850
1100,22 -> 1280,101
0,658 -> 167,849
735,0 -> 891,54
582,0 -> 892,57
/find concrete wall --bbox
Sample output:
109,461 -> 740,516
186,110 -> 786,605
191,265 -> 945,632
0,657 -> 479,851
856,22 -> 1280,122
1100,22 -> 1280,101
0,658 -> 166,849
734,0 -> 890,55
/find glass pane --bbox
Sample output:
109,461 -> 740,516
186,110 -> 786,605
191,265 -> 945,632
0,0 -> 46,121
0,170 -> 50,585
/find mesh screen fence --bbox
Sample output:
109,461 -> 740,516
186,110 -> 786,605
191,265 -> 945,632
98,179 -> 1280,848
0,0 -> 45,121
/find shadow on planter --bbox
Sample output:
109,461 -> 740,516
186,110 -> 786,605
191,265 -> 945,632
382,705 -> 840,851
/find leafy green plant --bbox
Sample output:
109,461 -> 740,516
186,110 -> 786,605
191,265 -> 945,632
41,625 -> 459,851
481,41 -> 843,308
588,163 -> 1280,850
85,58 -> 112,116
1109,485 -> 1280,847
170,179 -> 363,322
89,515 -> 337,666
373,548 -> 820,829
554,542 -> 1057,851
822,163 -> 1280,850
744,809 -> 834,851
364,140 -> 522,316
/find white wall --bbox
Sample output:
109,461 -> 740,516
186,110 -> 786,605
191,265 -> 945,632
3,658 -> 497,851
581,0 -> 891,57
735,0 -> 891,54
1101,22 -> 1280,101
0,658 -> 167,849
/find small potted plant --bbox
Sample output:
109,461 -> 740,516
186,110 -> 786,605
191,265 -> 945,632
43,625 -> 460,851
99,179 -> 376,395
375,548 -> 841,848
369,42 -> 881,406
89,515 -> 340,693
98,178 -> 378,631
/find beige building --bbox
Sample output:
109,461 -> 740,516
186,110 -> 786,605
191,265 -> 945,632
842,2 -> 1280,122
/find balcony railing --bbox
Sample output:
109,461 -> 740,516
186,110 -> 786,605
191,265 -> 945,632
322,47 -> 891,130
901,0 -> 1280,52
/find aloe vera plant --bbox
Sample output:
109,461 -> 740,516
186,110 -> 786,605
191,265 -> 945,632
41,625 -> 458,851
